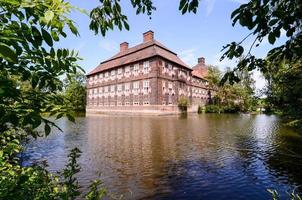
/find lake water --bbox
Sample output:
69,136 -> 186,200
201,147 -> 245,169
22,114 -> 302,199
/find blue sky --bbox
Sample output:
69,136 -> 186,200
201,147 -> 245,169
60,0 -> 286,89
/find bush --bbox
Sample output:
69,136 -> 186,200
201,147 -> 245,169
178,97 -> 189,112
286,119 -> 302,131
223,104 -> 241,113
205,105 -> 221,113
198,105 -> 204,114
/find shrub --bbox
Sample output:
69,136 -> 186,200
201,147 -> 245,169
205,105 -> 221,113
198,105 -> 204,114
223,104 -> 241,113
178,97 -> 189,112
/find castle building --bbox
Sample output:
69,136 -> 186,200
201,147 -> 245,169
86,31 -> 215,114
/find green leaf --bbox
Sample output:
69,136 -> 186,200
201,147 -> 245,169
268,32 -> 276,44
179,0 -> 187,10
66,113 -> 75,123
123,21 -> 129,30
67,21 -> 79,36
0,43 -> 18,63
45,123 -> 51,136
44,10 -> 54,23
41,28 -> 53,46
181,3 -> 188,14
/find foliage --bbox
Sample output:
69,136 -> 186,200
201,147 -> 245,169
205,66 -> 257,113
220,0 -> 302,85
263,61 -> 302,117
197,105 -> 204,114
178,97 -> 189,112
63,72 -> 87,112
89,0 -> 201,36
0,0 -> 83,136
0,142 -> 107,200
0,0 -> 105,199
268,189 -> 301,200
205,105 -> 221,113
262,61 -> 302,131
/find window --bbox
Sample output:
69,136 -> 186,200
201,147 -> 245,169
162,61 -> 166,73
125,66 -> 130,73
143,80 -> 149,89
168,64 -> 172,71
110,85 -> 115,92
104,86 -> 108,93
168,82 -> 173,89
143,61 -> 150,72
117,84 -> 122,92
143,101 -> 150,105
168,95 -> 172,105
143,80 -> 150,94
133,81 -> 140,94
118,68 -> 122,75
105,72 -> 109,77
110,70 -> 116,80
162,80 -> 166,93
125,83 -> 130,92
134,64 -> 139,73
133,81 -> 140,89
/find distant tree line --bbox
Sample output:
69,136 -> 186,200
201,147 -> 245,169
203,65 -> 257,114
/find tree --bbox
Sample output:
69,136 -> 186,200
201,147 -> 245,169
89,0 -> 200,36
0,0 -> 105,199
263,61 -> 302,117
205,66 -> 256,113
220,0 -> 302,84
63,72 -> 87,112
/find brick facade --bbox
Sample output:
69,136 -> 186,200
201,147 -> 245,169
86,31 -> 215,113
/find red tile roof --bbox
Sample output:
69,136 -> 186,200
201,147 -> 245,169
87,40 -> 190,76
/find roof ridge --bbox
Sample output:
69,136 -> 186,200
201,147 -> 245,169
101,40 -> 177,64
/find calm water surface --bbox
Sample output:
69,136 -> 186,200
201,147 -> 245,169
23,114 -> 302,199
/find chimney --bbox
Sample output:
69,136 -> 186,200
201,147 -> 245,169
198,57 -> 205,65
120,42 -> 129,52
143,30 -> 154,42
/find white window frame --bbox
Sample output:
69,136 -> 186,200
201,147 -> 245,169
118,68 -> 122,75
143,80 -> 150,94
143,61 -> 150,73
133,64 -> 140,75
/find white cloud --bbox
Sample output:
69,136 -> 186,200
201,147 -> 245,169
179,48 -> 198,67
99,40 -> 118,52
204,0 -> 216,16
253,70 -> 266,90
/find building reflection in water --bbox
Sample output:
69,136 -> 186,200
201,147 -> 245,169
23,114 -> 302,199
